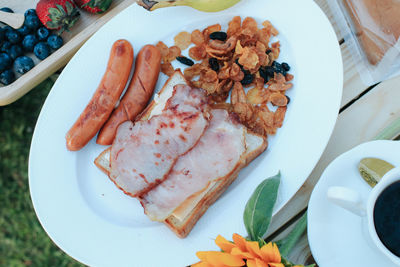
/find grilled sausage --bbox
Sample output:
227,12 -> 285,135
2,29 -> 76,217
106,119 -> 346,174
65,39 -> 134,151
96,44 -> 161,145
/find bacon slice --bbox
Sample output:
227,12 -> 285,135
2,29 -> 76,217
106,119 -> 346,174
140,109 -> 246,221
109,85 -> 208,197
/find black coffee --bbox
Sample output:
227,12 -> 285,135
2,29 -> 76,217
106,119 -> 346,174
374,181 -> 400,257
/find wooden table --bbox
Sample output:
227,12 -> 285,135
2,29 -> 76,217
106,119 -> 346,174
267,0 -> 400,265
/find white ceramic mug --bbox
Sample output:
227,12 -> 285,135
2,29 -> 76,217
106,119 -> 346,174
327,166 -> 400,266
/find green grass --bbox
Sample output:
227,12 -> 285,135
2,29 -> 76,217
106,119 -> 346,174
0,76 -> 83,267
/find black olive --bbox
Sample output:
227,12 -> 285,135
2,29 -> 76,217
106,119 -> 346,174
209,57 -> 219,72
286,95 -> 291,104
266,49 -> 272,54
209,31 -> 227,41
281,62 -> 290,71
176,56 -> 194,66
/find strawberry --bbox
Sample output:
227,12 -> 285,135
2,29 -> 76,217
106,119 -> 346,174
73,0 -> 112,14
36,0 -> 80,34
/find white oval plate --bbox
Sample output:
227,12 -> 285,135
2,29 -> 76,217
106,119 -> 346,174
308,140 -> 400,267
29,0 -> 342,266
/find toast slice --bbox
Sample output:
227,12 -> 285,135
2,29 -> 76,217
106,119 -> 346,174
94,71 -> 267,237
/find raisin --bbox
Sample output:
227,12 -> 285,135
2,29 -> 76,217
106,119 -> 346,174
176,56 -> 194,66
265,66 -> 275,78
259,67 -> 269,83
241,72 -> 254,85
209,31 -> 227,41
235,58 -> 243,69
282,62 -> 290,71
272,61 -> 286,76
209,57 -> 219,72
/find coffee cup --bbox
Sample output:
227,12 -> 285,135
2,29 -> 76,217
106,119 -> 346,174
327,166 -> 400,266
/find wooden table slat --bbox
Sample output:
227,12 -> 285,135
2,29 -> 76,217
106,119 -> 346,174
313,0 -> 342,41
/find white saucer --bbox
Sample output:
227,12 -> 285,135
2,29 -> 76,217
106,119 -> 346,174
308,140 -> 400,267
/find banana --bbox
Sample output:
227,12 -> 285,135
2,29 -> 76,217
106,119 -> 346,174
136,0 -> 241,12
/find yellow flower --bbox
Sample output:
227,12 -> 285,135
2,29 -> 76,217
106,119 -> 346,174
192,234 -> 285,267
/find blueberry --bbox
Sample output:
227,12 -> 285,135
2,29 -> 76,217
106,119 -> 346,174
14,56 -> 34,74
9,45 -> 23,60
1,41 -> 11,53
208,57 -> 219,72
3,25 -> 13,33
17,25 -> 31,37
22,34 -> 38,52
176,56 -> 194,66
0,7 -> 14,13
24,14 -> 41,30
5,29 -> 22,44
34,42 -> 51,60
0,28 -> 5,43
281,62 -> 290,72
24,9 -> 37,17
47,34 -> 63,50
37,27 -> 50,41
0,53 -> 12,72
0,69 -> 15,85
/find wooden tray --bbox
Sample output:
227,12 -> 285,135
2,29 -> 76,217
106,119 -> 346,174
0,0 -> 135,106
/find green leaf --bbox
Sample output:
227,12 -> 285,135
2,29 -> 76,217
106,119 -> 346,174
281,256 -> 315,267
56,4 -> 67,16
243,172 -> 280,241
46,21 -> 59,28
48,7 -> 62,18
276,212 -> 308,258
65,1 -> 74,15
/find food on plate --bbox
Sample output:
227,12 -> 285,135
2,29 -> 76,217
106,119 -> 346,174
93,16 -> 292,237
73,0 -> 113,14
343,0 -> 400,65
95,71 -> 268,237
108,84 -> 209,197
140,108 -> 246,222
136,0 -> 241,12
97,44 -> 161,145
36,0 -> 80,33
65,39 -> 133,151
160,16 -> 293,137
